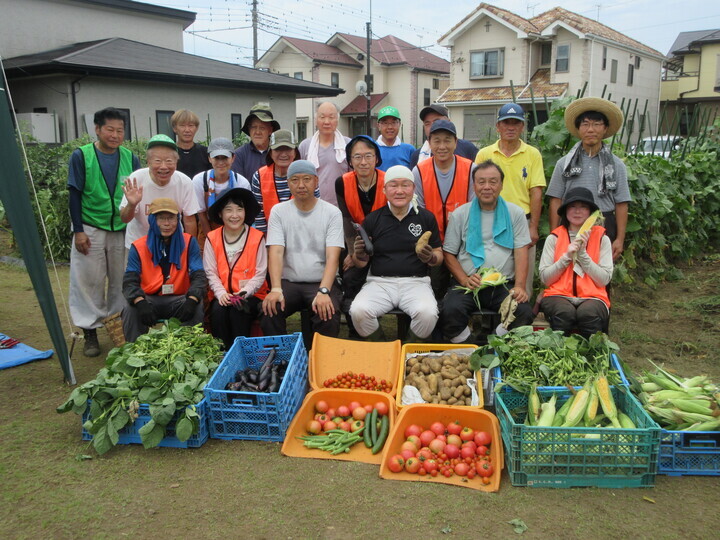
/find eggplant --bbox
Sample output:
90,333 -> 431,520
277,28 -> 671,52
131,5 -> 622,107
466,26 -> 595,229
353,223 -> 374,256
259,348 -> 277,373
225,381 -> 243,391
246,369 -> 259,384
268,365 -> 281,392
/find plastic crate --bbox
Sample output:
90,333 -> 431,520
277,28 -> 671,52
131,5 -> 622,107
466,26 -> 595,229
493,353 -> 629,393
81,398 -> 209,449
308,334 -> 401,396
495,385 -> 661,488
204,333 -> 308,442
658,429 -> 720,476
379,404 -> 503,492
396,343 -> 483,409
281,389 -> 396,465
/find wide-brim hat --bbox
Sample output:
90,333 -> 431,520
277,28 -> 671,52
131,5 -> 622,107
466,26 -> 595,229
557,187 -> 599,216
241,104 -> 281,135
208,188 -> 260,227
148,197 -> 179,215
565,97 -> 623,139
345,135 -> 382,168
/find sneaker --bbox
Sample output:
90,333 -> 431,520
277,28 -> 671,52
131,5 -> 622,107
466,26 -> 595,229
83,329 -> 101,357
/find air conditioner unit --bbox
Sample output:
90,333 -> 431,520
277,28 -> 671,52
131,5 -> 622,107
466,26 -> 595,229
16,113 -> 59,143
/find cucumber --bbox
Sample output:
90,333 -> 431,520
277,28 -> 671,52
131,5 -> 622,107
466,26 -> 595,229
371,414 -> 389,455
368,408 -> 378,446
363,416 -> 373,448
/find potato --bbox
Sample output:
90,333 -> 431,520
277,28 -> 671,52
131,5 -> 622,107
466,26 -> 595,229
410,363 -> 421,374
463,386 -> 471,397
407,357 -> 418,367
414,230 -> 431,254
440,386 -> 452,401
461,369 -> 473,378
425,357 -> 442,372
420,364 -> 431,375
442,379 -> 452,388
420,389 -> 433,402
431,396 -> 440,404
427,373 -> 438,394
453,385 -> 466,399
447,396 -> 458,405
465,397 -> 473,406
452,376 -> 465,387
441,366 -> 461,379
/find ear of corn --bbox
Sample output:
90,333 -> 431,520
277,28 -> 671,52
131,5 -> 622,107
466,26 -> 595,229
537,394 -> 557,427
669,398 -> 714,415
583,384 -> 599,425
577,210 -> 601,236
526,384 -> 540,426
682,418 -> 720,431
594,375 -> 621,428
618,412 -> 636,429
562,381 -> 591,428
645,372 -> 682,391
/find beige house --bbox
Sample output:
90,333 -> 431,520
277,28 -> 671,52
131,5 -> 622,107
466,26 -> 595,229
1,0 -> 341,143
437,3 -> 665,144
661,30 -> 720,135
256,34 -> 450,145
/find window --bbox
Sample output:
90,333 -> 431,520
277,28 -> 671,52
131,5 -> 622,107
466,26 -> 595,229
635,56 -> 641,69
433,78 -> 439,90
627,64 -> 634,86
424,88 -> 431,106
297,120 -> 307,141
556,44 -> 570,72
293,72 -> 303,80
279,72 -> 289,77
470,48 -> 504,78
611,59 -> 618,83
330,72 -> 339,88
115,108 -> 132,140
231,114 -> 243,141
602,46 -> 607,70
156,110 -> 174,138
540,42 -> 552,66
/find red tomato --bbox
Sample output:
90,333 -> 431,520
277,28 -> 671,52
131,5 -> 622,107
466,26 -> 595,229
387,454 -> 405,473
474,431 -> 492,447
446,434 -> 462,447
364,404 -> 374,413
306,420 -> 322,434
419,430 -> 436,447
476,459 -> 494,477
348,401 -> 361,412
476,445 -> 489,457
315,400 -> 329,414
429,469 -> 438,477
374,401 -> 389,416
401,441 -> 418,453
422,459 -> 438,473
416,448 -> 433,461
339,421 -> 352,432
352,407 -> 367,421
405,457 -> 421,474
350,420 -> 364,432
418,467 -> 427,476
430,421 -> 446,436
443,469 -> 453,478
326,408 -> 336,418
436,434 -> 447,443
336,405 -> 350,418
467,468 -> 476,479
400,449 -> 416,461
460,445 -> 476,460
323,420 -> 337,431
446,421 -> 463,436
444,443 -> 460,459
404,424 -> 423,439
460,427 -> 475,442
454,462 -> 470,476
428,438 -> 446,455
462,440 -> 477,452
406,435 -> 421,449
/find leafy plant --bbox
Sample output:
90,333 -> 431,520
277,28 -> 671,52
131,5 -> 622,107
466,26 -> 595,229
57,320 -> 222,454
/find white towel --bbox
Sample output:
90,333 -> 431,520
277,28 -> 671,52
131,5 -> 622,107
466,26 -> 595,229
306,130 -> 347,168
417,140 -> 432,163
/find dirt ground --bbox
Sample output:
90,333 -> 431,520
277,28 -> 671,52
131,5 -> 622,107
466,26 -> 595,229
0,231 -> 718,539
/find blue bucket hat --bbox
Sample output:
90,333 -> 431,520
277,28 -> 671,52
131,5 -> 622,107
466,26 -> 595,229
345,135 -> 382,168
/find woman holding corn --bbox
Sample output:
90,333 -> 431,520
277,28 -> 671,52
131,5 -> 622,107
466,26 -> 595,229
539,187 -> 613,338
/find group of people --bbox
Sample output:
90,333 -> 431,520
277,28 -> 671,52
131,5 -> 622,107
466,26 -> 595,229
69,96 -> 630,357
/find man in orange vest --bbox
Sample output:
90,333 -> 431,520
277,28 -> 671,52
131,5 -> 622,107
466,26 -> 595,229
121,198 -> 207,342
413,119 -> 475,299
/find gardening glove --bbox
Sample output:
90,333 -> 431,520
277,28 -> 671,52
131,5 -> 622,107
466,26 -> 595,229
229,291 -> 250,313
178,296 -> 199,322
135,299 -> 157,327
417,243 -> 434,264
353,235 -> 368,261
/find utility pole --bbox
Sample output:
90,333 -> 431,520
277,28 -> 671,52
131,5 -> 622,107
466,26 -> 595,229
366,21 -> 371,135
252,0 -> 259,66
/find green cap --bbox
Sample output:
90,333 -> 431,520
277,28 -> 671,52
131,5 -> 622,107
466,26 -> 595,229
377,106 -> 401,121
147,134 -> 178,151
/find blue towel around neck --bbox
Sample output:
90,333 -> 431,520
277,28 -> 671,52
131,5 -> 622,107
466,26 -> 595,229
466,197 -> 514,269
147,214 -> 185,269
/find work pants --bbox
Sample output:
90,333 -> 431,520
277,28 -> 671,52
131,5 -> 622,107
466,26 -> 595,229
260,280 -> 342,338
121,294 -> 204,342
209,296 -> 262,350
540,296 -> 608,339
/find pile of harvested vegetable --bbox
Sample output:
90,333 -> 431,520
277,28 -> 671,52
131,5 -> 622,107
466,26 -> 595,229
57,320 -> 223,454
402,352 -> 477,406
470,326 -> 622,391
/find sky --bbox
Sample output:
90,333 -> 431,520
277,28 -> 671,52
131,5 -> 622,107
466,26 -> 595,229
147,0 -> 718,66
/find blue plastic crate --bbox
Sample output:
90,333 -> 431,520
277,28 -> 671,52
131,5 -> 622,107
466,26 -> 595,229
204,333 -> 308,442
658,429 -> 720,476
495,385 -> 661,488
81,398 -> 210,449
493,353 -> 628,392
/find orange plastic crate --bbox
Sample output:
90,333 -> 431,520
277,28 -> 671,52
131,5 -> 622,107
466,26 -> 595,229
379,404 -> 503,491
396,343 -> 482,410
309,334 -> 401,396
281,389 -> 396,465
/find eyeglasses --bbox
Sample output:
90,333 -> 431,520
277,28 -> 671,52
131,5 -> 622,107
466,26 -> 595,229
579,121 -> 606,129
351,153 -> 376,162
149,158 -> 177,167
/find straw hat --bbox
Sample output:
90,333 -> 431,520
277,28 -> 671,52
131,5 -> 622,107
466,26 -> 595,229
564,97 -> 623,138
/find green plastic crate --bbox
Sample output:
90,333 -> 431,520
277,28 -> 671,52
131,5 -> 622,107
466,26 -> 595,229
495,385 -> 661,488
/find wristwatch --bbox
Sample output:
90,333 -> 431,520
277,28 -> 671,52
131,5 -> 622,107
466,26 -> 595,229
318,287 -> 330,295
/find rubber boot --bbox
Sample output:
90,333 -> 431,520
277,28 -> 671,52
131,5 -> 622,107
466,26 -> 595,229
365,326 -> 386,342
83,328 -> 100,357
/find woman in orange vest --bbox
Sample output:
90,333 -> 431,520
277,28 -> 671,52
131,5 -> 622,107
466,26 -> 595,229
121,198 -> 207,342
539,187 -> 613,338
250,129 -> 305,234
203,187 -> 268,349
335,135 -> 386,337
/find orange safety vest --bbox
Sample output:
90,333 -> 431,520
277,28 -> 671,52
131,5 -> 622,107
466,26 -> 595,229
544,225 -> 610,308
206,226 -> 268,301
341,169 -> 386,224
134,233 -> 191,296
258,165 -> 283,225
417,155 -> 472,240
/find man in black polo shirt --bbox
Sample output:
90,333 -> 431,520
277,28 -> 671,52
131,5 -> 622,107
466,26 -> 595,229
349,165 -> 443,341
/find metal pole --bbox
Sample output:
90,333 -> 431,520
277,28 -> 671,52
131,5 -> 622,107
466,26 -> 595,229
252,0 -> 259,66
366,21 -> 372,136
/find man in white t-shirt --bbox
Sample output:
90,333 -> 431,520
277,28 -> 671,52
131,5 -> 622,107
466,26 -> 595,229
120,134 -> 201,248
261,160 -> 344,339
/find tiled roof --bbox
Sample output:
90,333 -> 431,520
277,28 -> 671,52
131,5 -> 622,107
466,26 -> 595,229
282,37 -> 362,67
668,29 -> 720,56
438,68 -> 567,104
335,33 -> 450,73
340,93 -> 389,115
